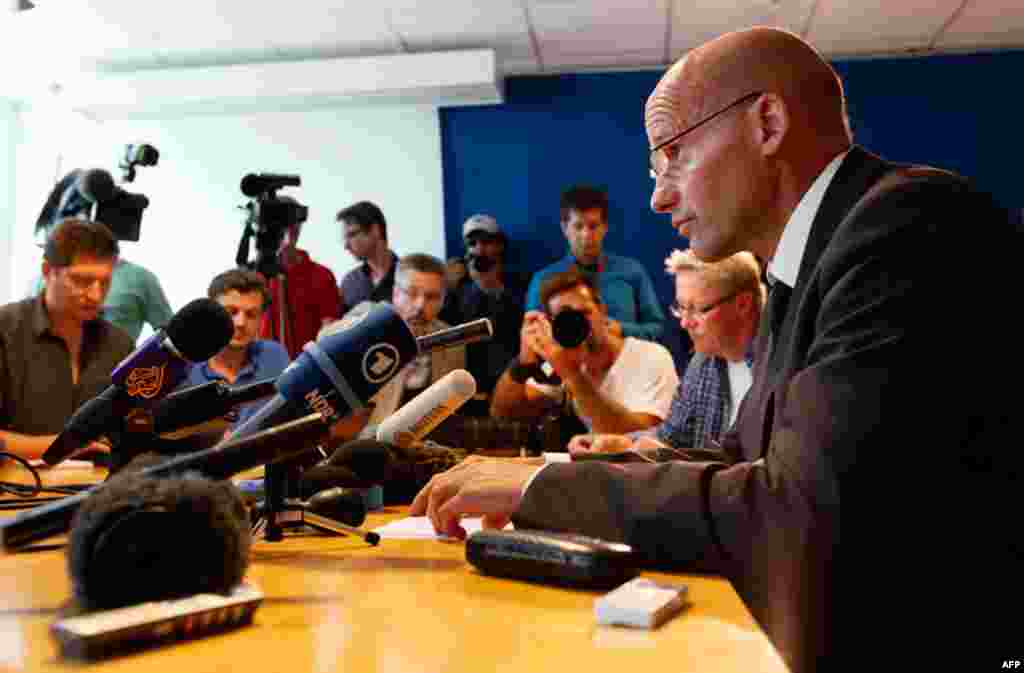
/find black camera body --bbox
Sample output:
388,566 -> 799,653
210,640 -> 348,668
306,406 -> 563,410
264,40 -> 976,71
95,190 -> 149,242
465,252 -> 496,273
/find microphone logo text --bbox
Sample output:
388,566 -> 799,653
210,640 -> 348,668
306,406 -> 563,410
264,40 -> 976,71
304,389 -> 340,422
124,364 -> 167,399
362,343 -> 401,384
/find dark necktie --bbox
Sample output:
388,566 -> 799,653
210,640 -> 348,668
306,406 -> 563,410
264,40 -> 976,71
766,281 -> 792,343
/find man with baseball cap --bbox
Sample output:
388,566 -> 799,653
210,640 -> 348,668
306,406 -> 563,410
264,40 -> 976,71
440,213 -> 528,415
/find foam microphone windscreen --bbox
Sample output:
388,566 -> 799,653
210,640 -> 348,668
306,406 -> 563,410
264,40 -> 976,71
349,438 -> 471,506
328,439 -> 394,481
67,471 -> 251,611
108,451 -> 168,478
166,298 -> 236,362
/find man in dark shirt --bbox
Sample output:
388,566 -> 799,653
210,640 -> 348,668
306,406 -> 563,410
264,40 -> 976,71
336,201 -> 399,315
440,214 -> 527,415
0,218 -> 134,460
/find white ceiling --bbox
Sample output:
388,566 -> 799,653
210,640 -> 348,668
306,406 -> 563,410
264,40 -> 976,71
6,0 -> 1024,78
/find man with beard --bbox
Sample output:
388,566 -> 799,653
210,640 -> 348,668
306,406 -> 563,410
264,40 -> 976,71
440,214 -> 528,416
366,253 -> 466,424
0,218 -> 134,460
491,269 -> 677,434
336,201 -> 399,316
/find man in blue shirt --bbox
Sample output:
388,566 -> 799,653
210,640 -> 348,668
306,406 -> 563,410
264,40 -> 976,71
525,185 -> 665,341
181,269 -> 289,430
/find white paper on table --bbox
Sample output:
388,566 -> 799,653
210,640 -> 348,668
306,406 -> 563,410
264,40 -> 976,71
372,516 -> 510,540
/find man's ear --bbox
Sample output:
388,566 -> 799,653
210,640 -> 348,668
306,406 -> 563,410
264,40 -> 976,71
751,93 -> 789,158
42,260 -> 52,280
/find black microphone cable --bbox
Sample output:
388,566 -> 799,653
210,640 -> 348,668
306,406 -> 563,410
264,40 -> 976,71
0,451 -> 96,505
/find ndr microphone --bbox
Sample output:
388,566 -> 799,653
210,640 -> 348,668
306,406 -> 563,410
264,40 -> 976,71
43,298 -> 234,465
228,303 -> 491,441
376,369 -> 476,448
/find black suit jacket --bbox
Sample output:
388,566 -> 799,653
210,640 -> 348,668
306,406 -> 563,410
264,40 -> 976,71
514,147 -> 1023,672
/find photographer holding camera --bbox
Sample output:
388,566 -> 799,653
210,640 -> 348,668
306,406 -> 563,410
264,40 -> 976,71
491,268 -> 677,435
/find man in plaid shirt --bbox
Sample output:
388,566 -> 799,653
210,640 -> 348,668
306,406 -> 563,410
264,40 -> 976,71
569,250 -> 764,457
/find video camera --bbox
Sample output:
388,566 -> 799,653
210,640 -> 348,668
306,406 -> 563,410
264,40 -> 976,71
36,145 -> 160,244
236,173 -> 308,278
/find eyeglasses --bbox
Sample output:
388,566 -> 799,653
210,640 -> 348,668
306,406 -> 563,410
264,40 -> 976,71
670,290 -> 740,321
649,91 -> 763,179
63,271 -> 111,294
396,284 -> 443,306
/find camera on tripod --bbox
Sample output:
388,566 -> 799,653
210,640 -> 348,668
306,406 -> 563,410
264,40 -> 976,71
236,173 -> 308,279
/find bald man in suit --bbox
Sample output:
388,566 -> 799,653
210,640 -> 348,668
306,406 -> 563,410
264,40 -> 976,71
411,27 -> 1022,672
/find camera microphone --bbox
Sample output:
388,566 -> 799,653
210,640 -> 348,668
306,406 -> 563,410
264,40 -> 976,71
77,169 -> 117,204
239,173 -> 301,197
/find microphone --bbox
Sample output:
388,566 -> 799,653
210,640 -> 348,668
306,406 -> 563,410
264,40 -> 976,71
42,298 -> 234,465
150,378 -> 276,439
67,471 -> 250,610
375,369 -> 476,448
303,488 -> 380,545
300,439 -> 395,496
239,173 -> 301,197
415,318 -> 492,354
226,303 -> 491,442
77,168 -> 117,204
0,413 -> 332,551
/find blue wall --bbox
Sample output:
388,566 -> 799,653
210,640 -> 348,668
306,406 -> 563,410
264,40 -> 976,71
441,49 -> 1024,310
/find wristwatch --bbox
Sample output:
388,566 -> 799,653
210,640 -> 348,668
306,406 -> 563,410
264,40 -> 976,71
508,358 -> 543,384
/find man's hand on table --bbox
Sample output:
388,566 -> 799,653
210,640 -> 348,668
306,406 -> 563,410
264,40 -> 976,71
410,457 -> 542,540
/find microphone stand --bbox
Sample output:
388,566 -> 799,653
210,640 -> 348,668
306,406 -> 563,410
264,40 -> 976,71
259,251 -> 366,543
263,259 -> 293,542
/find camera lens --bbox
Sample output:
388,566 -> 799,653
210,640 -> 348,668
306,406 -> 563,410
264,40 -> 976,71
467,254 -> 495,273
552,309 -> 589,348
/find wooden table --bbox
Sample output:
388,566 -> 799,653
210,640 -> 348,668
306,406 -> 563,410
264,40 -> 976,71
0,463 -> 789,672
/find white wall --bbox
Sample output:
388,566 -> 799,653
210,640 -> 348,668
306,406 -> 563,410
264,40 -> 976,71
9,104 -> 445,312
0,99 -> 16,303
